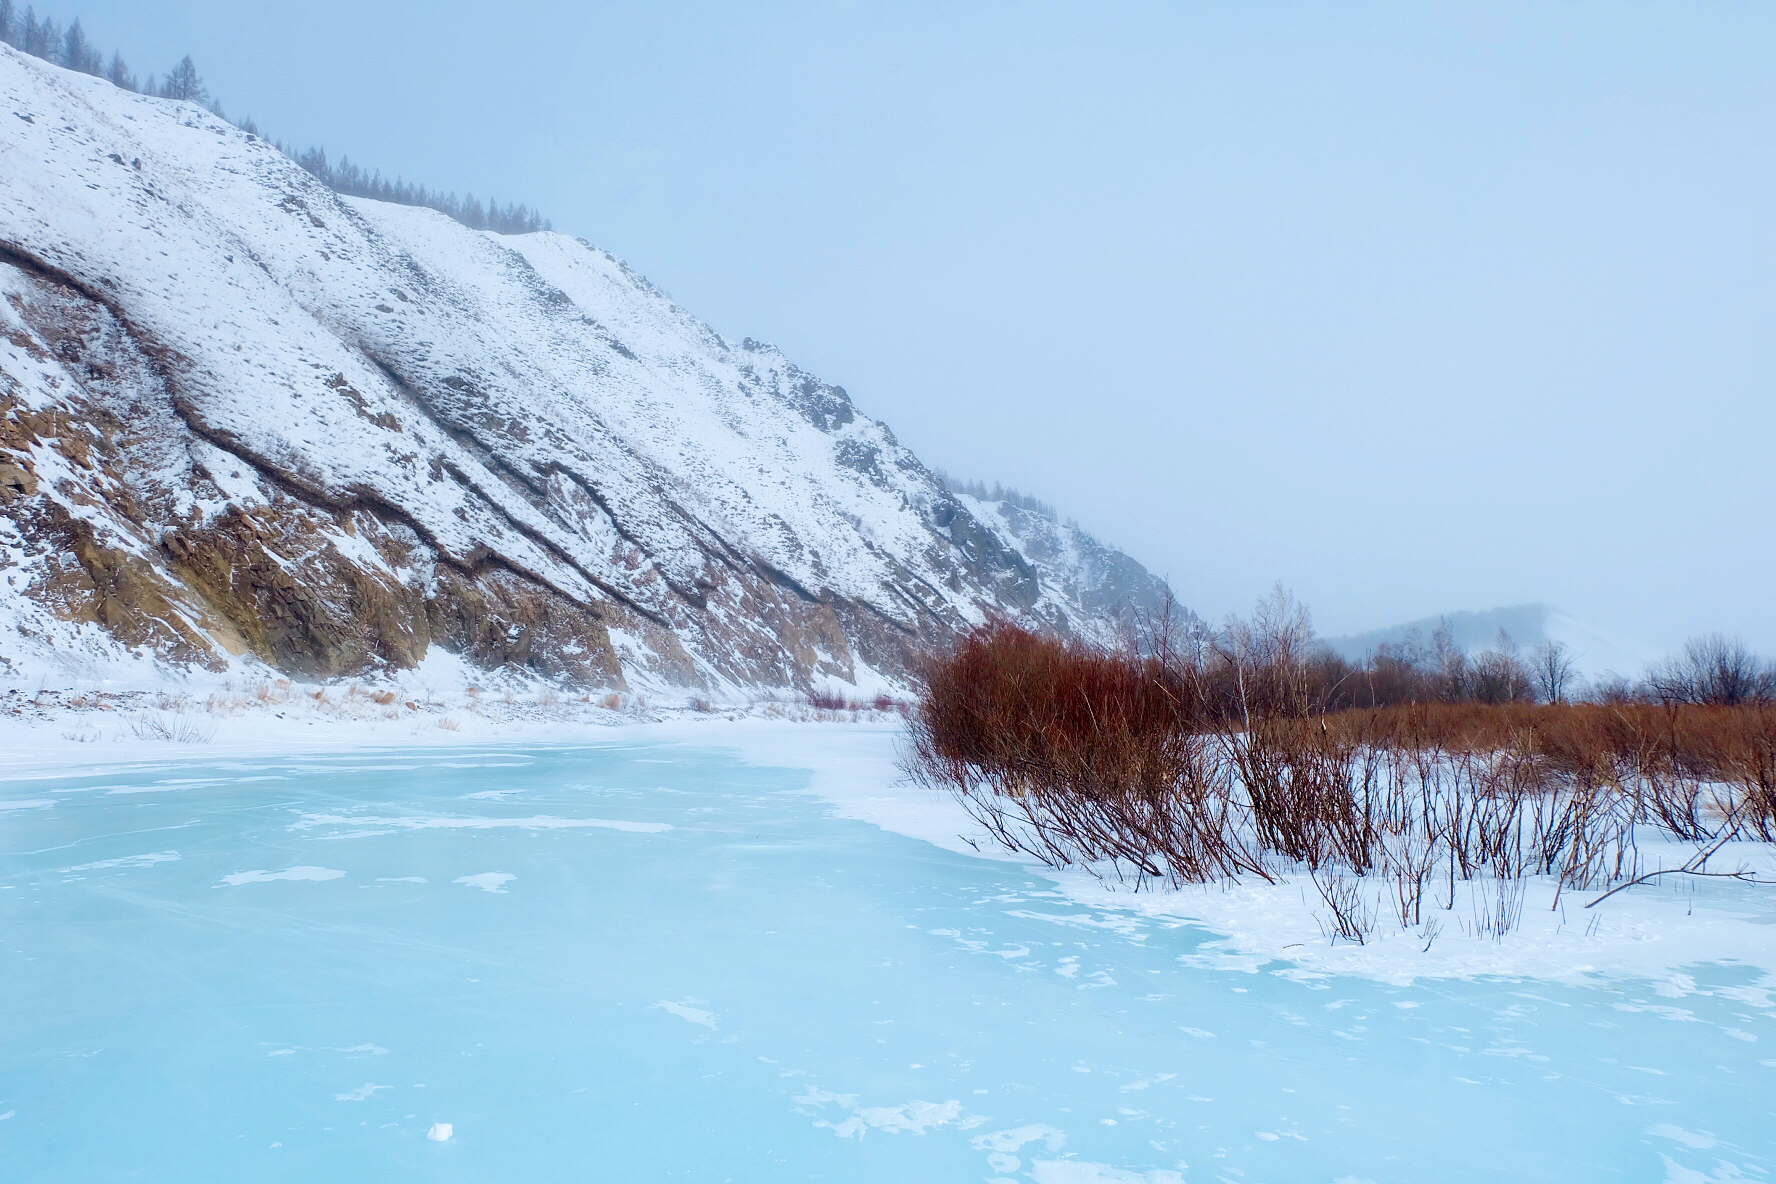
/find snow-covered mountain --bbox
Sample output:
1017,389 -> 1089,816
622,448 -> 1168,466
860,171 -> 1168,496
0,46 -> 1170,693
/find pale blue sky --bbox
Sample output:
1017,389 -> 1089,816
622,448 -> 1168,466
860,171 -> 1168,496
55,1 -> 1776,655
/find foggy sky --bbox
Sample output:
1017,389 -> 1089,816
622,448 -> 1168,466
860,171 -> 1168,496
64,1 -> 1776,657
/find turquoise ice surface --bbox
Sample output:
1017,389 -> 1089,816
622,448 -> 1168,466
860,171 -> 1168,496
1,744 -> 1772,1181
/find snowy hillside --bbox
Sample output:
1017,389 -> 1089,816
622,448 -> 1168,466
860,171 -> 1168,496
0,46 -> 1169,693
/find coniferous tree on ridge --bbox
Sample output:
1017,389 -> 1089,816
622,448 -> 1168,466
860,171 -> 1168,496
160,53 -> 203,101
5,6 -> 552,235
24,9 -> 56,58
61,16 -> 97,73
104,49 -> 131,90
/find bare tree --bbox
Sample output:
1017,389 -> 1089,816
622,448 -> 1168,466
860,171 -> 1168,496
1472,630 -> 1534,704
1646,633 -> 1776,706
1532,638 -> 1578,704
1214,584 -> 1317,718
1586,673 -> 1642,705
1431,619 -> 1469,702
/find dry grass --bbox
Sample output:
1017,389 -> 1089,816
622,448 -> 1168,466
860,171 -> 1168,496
130,712 -> 217,743
905,623 -> 1776,940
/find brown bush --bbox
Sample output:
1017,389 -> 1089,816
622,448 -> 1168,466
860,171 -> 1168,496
905,623 -> 1776,912
908,623 -> 1263,884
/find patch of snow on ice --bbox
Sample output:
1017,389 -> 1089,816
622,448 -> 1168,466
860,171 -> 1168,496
655,1000 -> 717,1028
1649,1125 -> 1718,1150
853,1099 -> 970,1135
797,1087 -> 983,1139
972,1124 -> 1067,1153
453,873 -> 514,894
222,866 -> 345,885
333,1083 -> 389,1101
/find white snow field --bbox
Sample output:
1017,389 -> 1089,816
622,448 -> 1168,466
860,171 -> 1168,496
2,718 -> 1773,1182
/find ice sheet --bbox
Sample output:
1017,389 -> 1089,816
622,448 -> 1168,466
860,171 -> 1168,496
0,725 -> 1770,1182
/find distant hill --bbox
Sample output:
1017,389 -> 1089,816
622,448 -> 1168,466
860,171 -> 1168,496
1323,604 -> 1661,682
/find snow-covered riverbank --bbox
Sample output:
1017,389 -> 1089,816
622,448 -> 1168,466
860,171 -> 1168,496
5,698 -> 1774,995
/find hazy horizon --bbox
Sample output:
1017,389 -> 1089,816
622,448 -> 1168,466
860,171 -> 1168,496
49,0 -> 1776,656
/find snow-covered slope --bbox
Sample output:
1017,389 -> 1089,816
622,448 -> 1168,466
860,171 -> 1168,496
0,46 -> 1170,693
953,491 -> 1173,624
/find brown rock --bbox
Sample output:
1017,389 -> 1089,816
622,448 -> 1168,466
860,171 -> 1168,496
0,462 -> 36,502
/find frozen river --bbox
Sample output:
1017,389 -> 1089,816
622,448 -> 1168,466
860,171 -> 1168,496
2,739 -> 1772,1181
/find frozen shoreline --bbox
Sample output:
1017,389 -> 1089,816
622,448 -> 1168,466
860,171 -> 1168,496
3,699 -> 1774,995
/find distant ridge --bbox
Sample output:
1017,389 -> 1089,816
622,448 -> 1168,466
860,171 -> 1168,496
1322,604 -> 1552,660
1324,604 -> 1661,682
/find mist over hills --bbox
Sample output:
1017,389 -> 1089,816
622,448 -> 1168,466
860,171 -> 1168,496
0,45 -> 1171,692
1322,603 -> 1662,682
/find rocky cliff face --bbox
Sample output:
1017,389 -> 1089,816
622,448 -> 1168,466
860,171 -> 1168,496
0,46 -> 1172,693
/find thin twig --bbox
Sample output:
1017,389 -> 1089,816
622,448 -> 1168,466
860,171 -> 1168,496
1585,867 -> 1775,908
